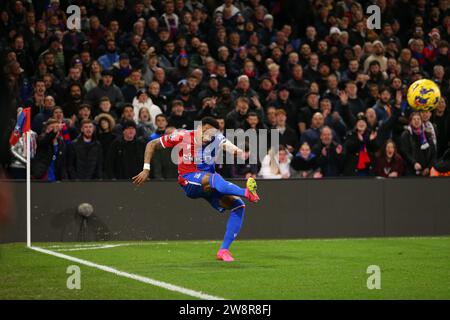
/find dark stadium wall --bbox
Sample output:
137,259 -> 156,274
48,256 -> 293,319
1,179 -> 450,243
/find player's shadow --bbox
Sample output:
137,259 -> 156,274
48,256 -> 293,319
50,208 -> 110,242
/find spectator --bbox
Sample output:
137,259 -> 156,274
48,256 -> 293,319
68,119 -> 103,180
300,112 -> 325,148
94,113 -> 116,175
149,114 -> 169,141
98,39 -> 119,70
275,109 -> 298,153
93,96 -> 118,119
151,126 -> 180,180
290,142 -> 321,178
132,89 -> 162,127
106,120 -> 146,179
31,119 -> 67,181
31,95 -> 56,135
168,100 -> 192,130
343,113 -> 379,176
259,146 -> 292,179
400,112 -> 437,176
85,69 -> 124,109
1,0 -> 449,181
84,60 -> 102,92
137,107 -> 156,137
121,69 -> 145,103
312,126 -> 344,177
374,140 -> 405,178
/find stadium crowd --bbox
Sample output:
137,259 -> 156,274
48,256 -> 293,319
2,0 -> 450,181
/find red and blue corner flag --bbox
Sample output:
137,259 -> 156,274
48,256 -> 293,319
9,107 -> 31,146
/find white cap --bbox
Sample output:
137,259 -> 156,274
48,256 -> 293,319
329,27 -> 341,35
264,14 -> 274,21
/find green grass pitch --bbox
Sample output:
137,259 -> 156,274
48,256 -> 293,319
1,237 -> 449,299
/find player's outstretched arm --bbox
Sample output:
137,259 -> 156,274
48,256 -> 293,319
132,138 -> 162,185
222,140 -> 248,161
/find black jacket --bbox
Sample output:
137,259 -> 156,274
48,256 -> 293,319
68,138 -> 103,179
106,137 -> 146,179
151,147 -> 178,180
400,128 -> 437,175
312,141 -> 344,177
31,132 -> 67,180
343,131 -> 379,176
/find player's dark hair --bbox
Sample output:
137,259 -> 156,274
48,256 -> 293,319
201,117 -> 220,129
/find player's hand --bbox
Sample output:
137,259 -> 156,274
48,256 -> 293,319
132,170 -> 150,185
236,149 -> 248,161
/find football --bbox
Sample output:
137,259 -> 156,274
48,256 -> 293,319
407,79 -> 441,111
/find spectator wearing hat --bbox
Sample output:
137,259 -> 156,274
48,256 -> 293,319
40,51 -> 65,82
287,64 -> 310,106
199,74 -> 221,102
231,75 -> 259,103
114,104 -> 146,138
298,91 -> 320,134
67,119 -> 103,179
112,53 -> 133,88
105,120 -> 146,180
175,79 -> 196,115
151,126 -> 179,180
343,113 -> 379,176
132,89 -> 162,127
85,69 -> 124,109
273,84 -> 297,131
170,51 -> 192,84
364,40 -> 388,73
39,34 -> 65,75
168,100 -> 192,130
31,118 -> 68,182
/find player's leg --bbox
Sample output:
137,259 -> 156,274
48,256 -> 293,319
216,195 -> 246,262
201,173 -> 260,202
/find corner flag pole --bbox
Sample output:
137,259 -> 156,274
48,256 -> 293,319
26,131 -> 31,247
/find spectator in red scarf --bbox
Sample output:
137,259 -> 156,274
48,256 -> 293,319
343,113 -> 379,176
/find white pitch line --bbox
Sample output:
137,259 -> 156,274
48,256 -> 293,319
53,244 -> 130,252
29,246 -> 225,300
41,242 -> 170,249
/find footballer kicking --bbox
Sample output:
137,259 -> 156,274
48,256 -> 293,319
132,117 -> 260,262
